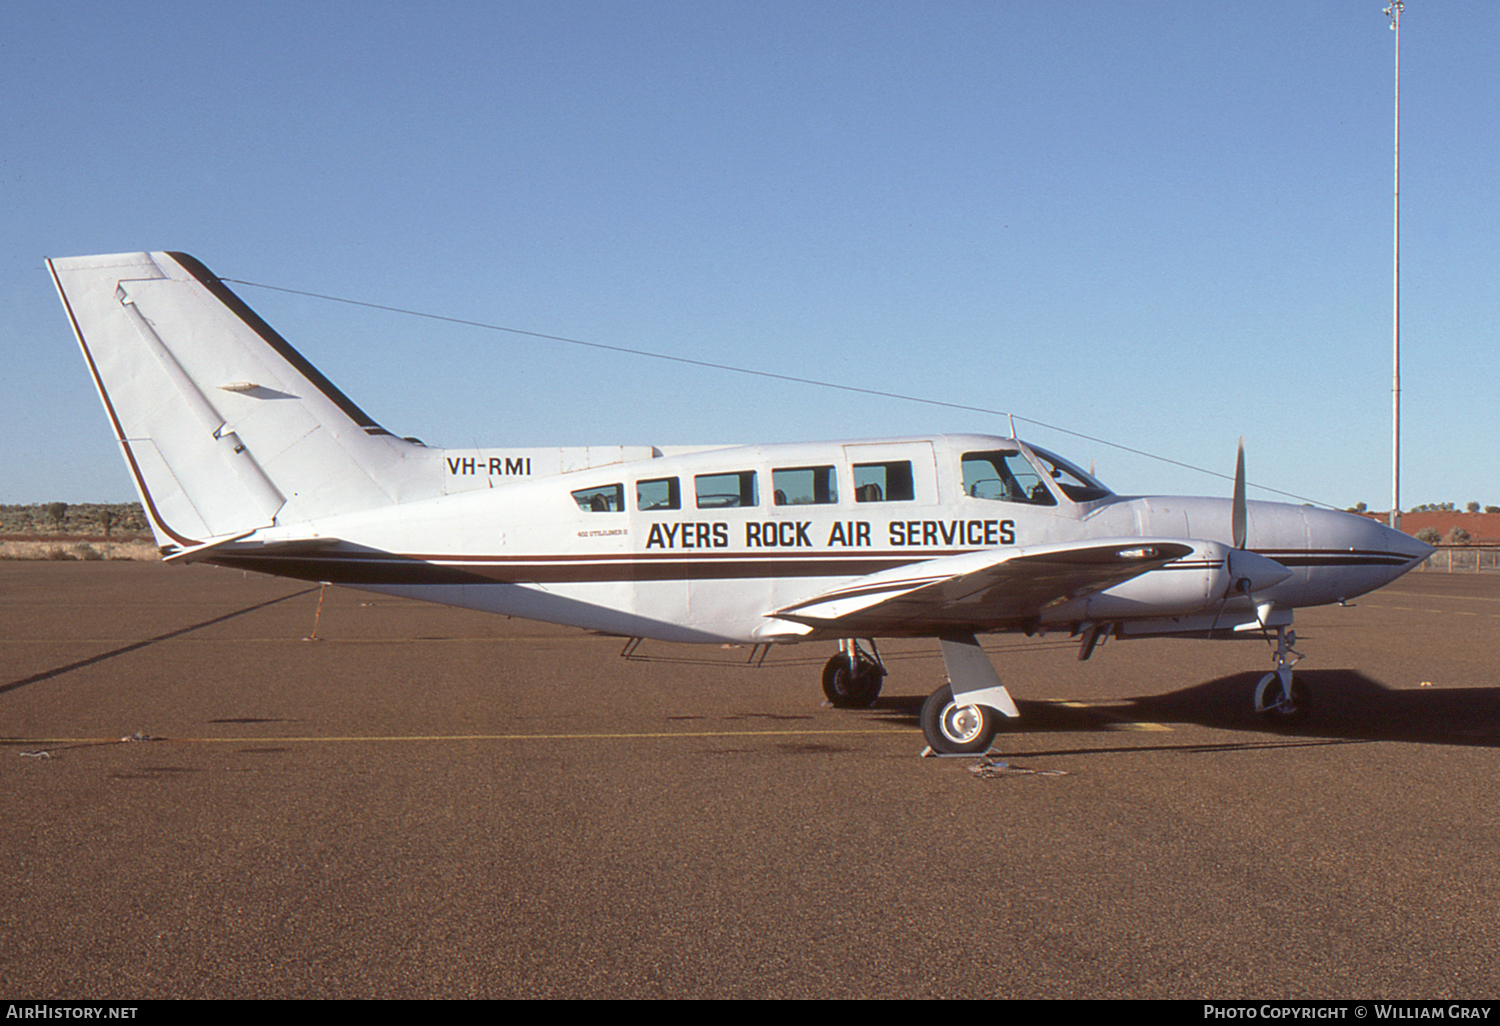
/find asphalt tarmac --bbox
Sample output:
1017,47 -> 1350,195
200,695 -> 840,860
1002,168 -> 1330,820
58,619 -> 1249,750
3,561 -> 1498,999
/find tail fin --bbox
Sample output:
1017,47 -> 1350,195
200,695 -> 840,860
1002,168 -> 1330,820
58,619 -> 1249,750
48,252 -> 420,552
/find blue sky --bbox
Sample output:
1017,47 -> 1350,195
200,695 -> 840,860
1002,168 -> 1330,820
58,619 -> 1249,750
3,1 -> 1495,510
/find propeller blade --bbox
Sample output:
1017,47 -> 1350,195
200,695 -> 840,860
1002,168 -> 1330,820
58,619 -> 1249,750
1232,437 -> 1247,550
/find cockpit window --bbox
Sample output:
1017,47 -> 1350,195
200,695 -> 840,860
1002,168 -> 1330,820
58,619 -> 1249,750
1029,447 -> 1113,503
961,451 -> 1057,506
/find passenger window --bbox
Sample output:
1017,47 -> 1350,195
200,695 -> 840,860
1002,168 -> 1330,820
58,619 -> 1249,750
636,477 -> 681,511
695,471 -> 758,509
961,451 -> 1056,506
571,483 -> 624,512
771,466 -> 838,506
852,461 -> 914,503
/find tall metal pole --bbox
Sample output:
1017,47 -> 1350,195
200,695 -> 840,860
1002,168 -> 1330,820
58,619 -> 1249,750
1386,1 -> 1403,531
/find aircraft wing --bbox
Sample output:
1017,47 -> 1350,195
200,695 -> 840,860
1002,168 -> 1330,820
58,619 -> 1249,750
770,538 -> 1196,636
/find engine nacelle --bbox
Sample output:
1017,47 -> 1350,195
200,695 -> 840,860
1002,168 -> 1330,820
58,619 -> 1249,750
1039,541 -> 1290,623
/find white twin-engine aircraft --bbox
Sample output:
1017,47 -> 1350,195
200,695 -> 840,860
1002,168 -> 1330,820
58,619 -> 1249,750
49,252 -> 1432,754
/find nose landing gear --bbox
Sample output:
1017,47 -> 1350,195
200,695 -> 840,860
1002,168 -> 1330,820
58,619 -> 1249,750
1253,626 -> 1309,722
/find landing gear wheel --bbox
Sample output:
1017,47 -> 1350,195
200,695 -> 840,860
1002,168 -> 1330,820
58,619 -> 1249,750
921,683 -> 999,755
822,653 -> 884,708
1254,672 -> 1311,723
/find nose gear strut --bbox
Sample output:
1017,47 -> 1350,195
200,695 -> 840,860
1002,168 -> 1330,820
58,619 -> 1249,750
1253,625 -> 1308,721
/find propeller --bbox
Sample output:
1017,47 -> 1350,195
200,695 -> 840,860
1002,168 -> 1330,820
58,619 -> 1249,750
1217,439 -> 1292,625
1222,439 -> 1303,714
1232,436 -> 1247,550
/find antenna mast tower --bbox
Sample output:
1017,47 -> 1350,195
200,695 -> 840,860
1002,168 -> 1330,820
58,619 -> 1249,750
1385,1 -> 1403,530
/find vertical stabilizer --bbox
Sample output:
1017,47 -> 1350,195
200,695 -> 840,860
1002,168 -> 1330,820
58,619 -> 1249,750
49,252 -> 422,552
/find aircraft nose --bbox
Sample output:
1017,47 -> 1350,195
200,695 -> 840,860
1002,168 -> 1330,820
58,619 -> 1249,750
1305,506 -> 1434,587
1383,520 -> 1437,563
1347,511 -> 1434,564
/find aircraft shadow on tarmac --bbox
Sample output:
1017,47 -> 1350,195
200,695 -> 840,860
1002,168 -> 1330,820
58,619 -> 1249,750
864,670 -> 1500,750
0,587 -> 319,697
616,639 -> 1500,750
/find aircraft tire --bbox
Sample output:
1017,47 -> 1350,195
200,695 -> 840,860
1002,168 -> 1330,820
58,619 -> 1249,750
1254,673 -> 1311,723
821,654 -> 883,708
921,684 -> 998,755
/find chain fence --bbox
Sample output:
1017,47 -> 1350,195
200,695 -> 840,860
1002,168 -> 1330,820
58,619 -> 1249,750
1413,546 -> 1500,573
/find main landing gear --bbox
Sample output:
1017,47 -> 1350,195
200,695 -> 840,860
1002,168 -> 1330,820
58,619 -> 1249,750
920,684 -> 1001,755
820,636 -> 1012,754
821,639 -> 886,708
919,635 -> 1021,755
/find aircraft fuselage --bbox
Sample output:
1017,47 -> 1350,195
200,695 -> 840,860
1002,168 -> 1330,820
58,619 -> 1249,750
207,433 -> 1428,645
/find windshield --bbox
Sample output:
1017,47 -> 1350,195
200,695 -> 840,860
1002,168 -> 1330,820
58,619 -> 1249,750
1027,446 -> 1113,503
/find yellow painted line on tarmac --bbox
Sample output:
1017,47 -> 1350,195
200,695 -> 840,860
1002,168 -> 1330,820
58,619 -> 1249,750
1046,699 -> 1172,733
6,726 -> 909,747
1371,587 -> 1500,604
1353,604 -> 1500,619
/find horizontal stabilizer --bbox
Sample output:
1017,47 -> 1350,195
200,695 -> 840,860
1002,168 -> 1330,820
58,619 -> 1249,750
162,532 -> 343,564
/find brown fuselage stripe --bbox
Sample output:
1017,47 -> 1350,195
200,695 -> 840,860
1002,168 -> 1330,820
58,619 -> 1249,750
205,549 -> 1414,587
